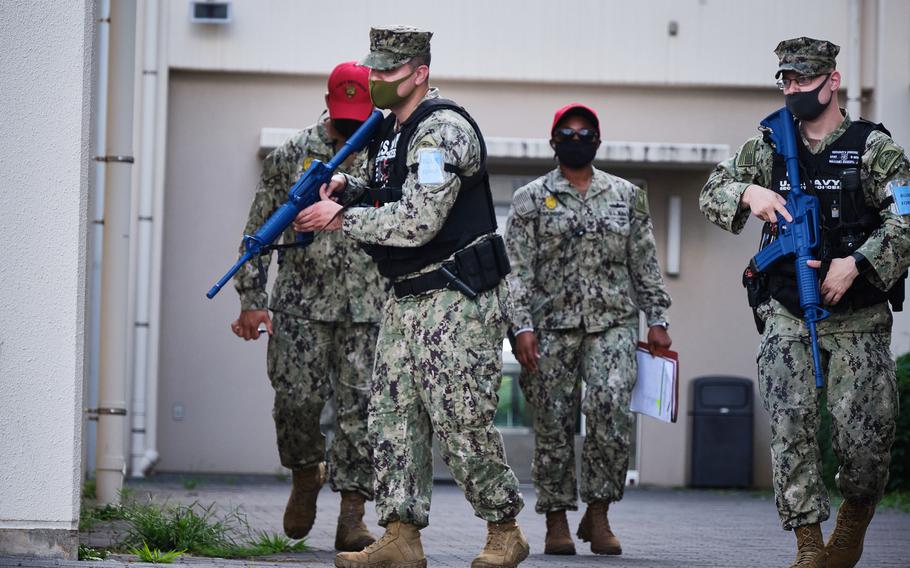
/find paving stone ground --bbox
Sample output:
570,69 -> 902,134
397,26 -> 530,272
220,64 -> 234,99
3,477 -> 908,568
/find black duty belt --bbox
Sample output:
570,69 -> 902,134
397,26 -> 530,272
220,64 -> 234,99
393,264 -> 458,299
392,235 -> 511,300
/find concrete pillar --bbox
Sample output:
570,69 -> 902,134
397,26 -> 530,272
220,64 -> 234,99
0,0 -> 96,558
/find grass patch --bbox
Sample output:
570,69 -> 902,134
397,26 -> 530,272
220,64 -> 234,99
193,533 -> 308,558
115,499 -> 308,558
79,502 -> 126,531
186,531 -> 309,558
79,486 -> 138,530
747,489 -> 774,500
121,501 -> 244,554
78,544 -> 108,561
79,482 -> 308,559
131,542 -> 185,563
879,491 -> 910,513
182,477 -> 199,491
244,531 -> 310,555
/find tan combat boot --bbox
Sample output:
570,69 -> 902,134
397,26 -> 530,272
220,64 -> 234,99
789,523 -> 827,568
471,519 -> 530,568
576,501 -> 621,555
335,491 -> 377,552
283,463 -> 325,539
825,498 -> 876,568
543,510 -> 576,555
334,521 -> 426,568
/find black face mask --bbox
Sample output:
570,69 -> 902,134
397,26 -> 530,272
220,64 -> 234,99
554,139 -> 598,168
784,75 -> 831,121
332,119 -> 364,139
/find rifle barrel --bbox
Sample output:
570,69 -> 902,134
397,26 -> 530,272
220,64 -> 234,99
206,251 -> 253,299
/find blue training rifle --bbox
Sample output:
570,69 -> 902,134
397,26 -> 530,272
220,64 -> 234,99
750,107 -> 830,388
206,109 -> 384,299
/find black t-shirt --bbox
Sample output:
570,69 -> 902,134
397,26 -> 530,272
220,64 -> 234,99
372,129 -> 400,188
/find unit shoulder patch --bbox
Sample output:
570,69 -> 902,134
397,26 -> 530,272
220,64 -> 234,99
871,143 -> 904,177
634,187 -> 650,215
736,139 -> 758,169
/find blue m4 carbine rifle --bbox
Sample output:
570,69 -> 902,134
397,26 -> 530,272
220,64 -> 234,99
206,109 -> 384,299
750,107 -> 830,388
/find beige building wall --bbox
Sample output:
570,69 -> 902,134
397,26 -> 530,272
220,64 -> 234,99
150,0 -> 910,488
165,0 -> 870,88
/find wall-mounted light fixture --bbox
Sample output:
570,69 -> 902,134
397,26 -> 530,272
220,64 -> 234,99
666,195 -> 682,276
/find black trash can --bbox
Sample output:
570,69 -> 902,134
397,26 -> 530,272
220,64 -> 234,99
690,376 -> 753,488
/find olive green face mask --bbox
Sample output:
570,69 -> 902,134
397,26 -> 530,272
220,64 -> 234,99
369,70 -> 415,109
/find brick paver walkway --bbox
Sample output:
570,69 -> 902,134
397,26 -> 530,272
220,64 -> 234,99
3,477 -> 908,567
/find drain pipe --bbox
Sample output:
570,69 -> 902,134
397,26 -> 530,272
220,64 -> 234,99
846,0 -> 862,118
143,0 -> 171,476
85,0 -> 111,483
130,0 -> 161,478
95,0 -> 137,505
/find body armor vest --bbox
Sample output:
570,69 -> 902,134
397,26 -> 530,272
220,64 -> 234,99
361,98 -> 497,278
765,118 -> 904,314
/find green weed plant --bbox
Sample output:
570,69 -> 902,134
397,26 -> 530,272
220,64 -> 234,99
77,544 -> 108,561
116,498 -> 309,558
79,502 -> 125,531
131,542 -> 185,563
121,500 -> 243,554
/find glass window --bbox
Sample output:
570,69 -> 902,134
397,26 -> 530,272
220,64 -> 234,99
494,373 -> 532,428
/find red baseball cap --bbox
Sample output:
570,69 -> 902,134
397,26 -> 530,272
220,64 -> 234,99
326,61 -> 373,121
551,103 -> 600,137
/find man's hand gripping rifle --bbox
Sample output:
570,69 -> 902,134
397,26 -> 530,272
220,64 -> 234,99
750,107 -> 830,388
206,110 -> 383,299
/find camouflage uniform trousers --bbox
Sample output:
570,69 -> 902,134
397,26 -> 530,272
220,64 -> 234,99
519,325 -> 638,514
757,301 -> 899,530
267,310 -> 378,497
368,282 -> 525,528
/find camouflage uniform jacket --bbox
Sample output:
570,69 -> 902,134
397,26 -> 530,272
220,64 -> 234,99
505,167 -> 671,332
340,88 -> 486,278
233,117 -> 389,322
700,112 -> 910,327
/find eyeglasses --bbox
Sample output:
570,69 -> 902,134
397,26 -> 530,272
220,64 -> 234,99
553,127 -> 599,142
776,74 -> 829,91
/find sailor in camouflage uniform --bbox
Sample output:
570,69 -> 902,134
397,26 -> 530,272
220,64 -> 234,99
505,103 -> 672,556
295,26 -> 528,568
699,38 -> 910,568
231,61 -> 387,552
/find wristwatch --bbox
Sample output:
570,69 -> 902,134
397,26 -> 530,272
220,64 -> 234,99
651,321 -> 670,330
850,252 -> 873,275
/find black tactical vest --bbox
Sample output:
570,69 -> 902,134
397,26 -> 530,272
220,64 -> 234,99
765,118 -> 903,314
361,98 -> 497,278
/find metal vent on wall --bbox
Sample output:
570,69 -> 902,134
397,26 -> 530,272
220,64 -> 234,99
190,1 -> 231,24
